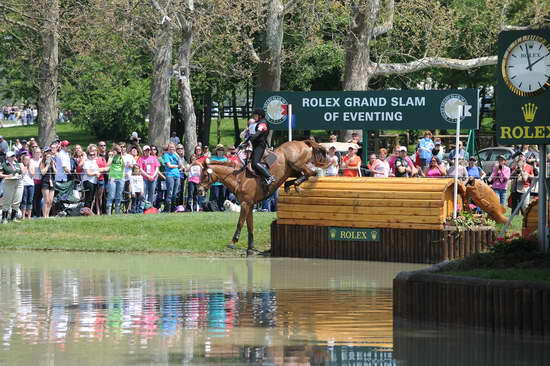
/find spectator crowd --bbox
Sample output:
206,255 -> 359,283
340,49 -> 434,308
0,128 -> 544,224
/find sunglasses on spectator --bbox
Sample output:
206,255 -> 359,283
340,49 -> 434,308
99,144 -> 106,147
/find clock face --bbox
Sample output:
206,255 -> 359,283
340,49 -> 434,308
502,35 -> 550,96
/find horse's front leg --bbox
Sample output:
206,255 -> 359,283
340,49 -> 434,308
293,165 -> 316,192
245,206 -> 255,256
228,202 -> 249,249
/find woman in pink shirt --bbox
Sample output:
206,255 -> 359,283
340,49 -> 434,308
489,155 -> 511,205
424,156 -> 447,177
137,145 -> 160,209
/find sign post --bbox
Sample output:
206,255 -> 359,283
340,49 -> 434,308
288,104 -> 293,142
496,29 -> 550,252
538,144 -> 548,251
453,107 -> 462,219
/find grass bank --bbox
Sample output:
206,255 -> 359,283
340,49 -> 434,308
441,237 -> 550,283
0,123 -> 93,147
443,268 -> 550,284
0,212 -> 276,254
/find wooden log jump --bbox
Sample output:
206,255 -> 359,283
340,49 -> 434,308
271,177 -> 495,263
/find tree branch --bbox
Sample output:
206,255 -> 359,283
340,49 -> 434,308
502,21 -> 549,31
372,0 -> 394,38
245,38 -> 261,63
1,15 -> 39,32
370,55 -> 497,76
283,0 -> 298,14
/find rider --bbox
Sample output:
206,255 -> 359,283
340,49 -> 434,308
239,108 -> 276,185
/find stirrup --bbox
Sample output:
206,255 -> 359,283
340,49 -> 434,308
264,176 -> 276,185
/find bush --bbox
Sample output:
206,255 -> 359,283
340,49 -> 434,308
61,57 -> 150,142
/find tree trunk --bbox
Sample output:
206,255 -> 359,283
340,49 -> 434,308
148,22 -> 173,149
340,0 -> 381,143
256,0 -> 284,92
38,0 -> 59,146
201,88 -> 212,145
178,21 -> 198,159
232,88 -> 241,145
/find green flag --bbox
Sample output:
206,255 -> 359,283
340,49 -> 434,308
466,129 -> 477,159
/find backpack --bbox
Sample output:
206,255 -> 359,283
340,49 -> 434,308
204,200 -> 220,212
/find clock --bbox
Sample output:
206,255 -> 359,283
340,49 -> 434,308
501,34 -> 550,96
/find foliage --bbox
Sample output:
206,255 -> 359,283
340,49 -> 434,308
444,236 -> 548,273
60,56 -> 150,141
447,211 -> 495,229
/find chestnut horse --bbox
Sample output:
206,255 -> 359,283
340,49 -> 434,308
197,140 -> 328,255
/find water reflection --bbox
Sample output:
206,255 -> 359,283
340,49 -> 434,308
0,252 -> 422,365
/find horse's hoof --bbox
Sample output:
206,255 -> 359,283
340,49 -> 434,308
294,185 -> 303,193
227,244 -> 236,250
284,185 -> 291,193
246,249 -> 256,256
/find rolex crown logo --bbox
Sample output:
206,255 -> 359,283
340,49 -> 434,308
521,103 -> 538,123
329,229 -> 336,239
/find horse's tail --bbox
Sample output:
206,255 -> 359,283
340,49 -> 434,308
303,140 -> 328,165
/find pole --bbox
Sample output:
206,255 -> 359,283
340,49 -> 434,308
452,106 -> 462,219
288,104 -> 292,142
538,144 -> 548,252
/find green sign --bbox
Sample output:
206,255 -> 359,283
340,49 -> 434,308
496,30 -> 550,144
254,89 -> 479,131
328,227 -> 380,242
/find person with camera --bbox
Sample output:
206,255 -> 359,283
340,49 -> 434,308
489,155 -> 511,206
509,153 -> 534,214
1,151 -> 24,224
40,148 -> 57,218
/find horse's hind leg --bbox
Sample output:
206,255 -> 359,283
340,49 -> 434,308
228,202 -> 248,249
245,207 -> 255,256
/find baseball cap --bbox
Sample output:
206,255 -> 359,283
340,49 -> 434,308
497,154 -> 506,160
0,136 -> 4,139
469,157 -> 477,161
399,146 -> 408,152
143,145 -> 151,150
435,141 -> 441,145
215,144 -> 224,151
21,139 -> 27,144
176,144 -> 184,149
6,151 -> 15,158
60,140 -> 70,147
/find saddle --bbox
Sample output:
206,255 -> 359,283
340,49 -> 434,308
245,151 -> 278,178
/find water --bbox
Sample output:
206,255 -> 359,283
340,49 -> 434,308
0,252 -> 547,365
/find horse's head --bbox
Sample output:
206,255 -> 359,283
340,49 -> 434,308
194,159 -> 219,193
304,140 -> 329,169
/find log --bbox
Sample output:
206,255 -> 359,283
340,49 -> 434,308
276,218 -> 443,230
278,196 -> 444,208
277,204 -> 442,216
277,210 -> 443,224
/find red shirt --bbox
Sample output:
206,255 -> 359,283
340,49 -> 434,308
95,157 -> 107,181
342,154 -> 361,177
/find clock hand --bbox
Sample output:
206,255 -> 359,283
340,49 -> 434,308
525,45 -> 533,71
527,52 -> 550,69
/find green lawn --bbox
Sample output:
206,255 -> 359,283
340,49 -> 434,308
0,123 -> 94,147
0,212 -> 276,254
443,268 -> 550,284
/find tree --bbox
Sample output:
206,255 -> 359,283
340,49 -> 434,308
0,0 -> 60,146
339,0 -> 549,141
148,1 -> 175,149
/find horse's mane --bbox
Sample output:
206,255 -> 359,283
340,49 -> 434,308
302,140 -> 328,165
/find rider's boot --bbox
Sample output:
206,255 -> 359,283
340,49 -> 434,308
255,164 -> 276,185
